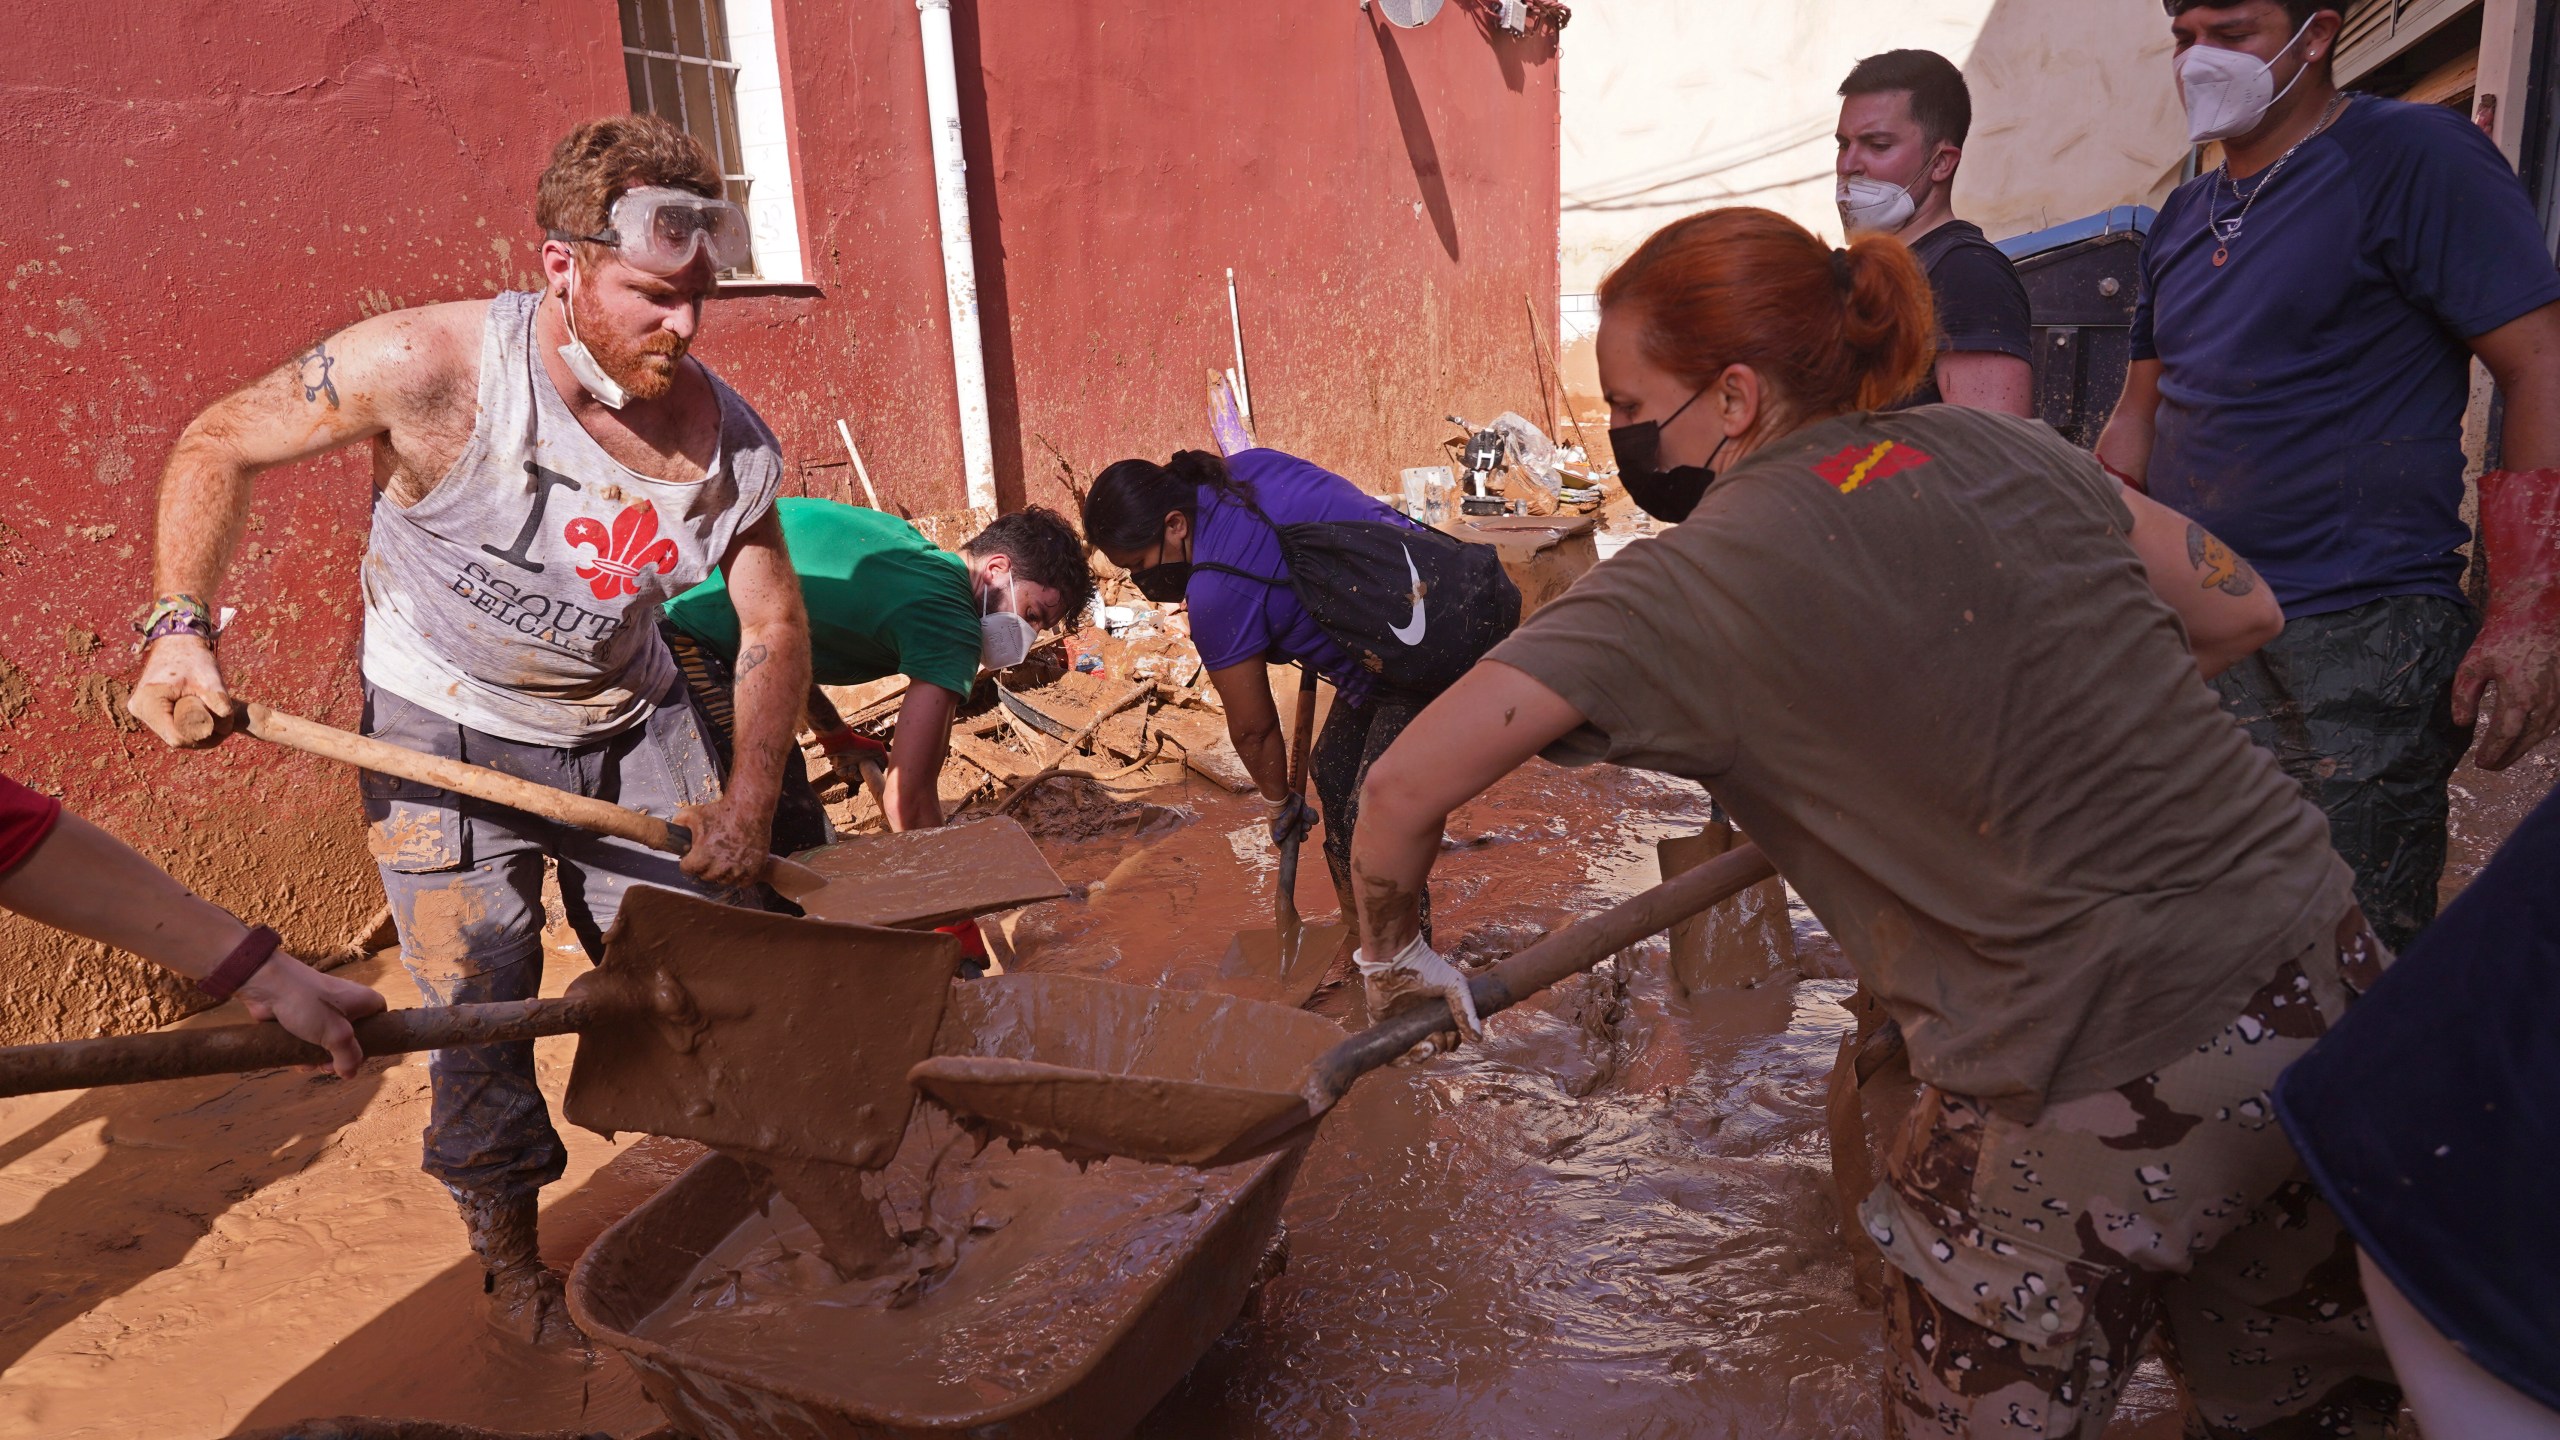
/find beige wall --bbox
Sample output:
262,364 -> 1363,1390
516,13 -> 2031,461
1560,0 -> 2194,296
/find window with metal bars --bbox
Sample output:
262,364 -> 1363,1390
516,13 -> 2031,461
621,0 -> 760,278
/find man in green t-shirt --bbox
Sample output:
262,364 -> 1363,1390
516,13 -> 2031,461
662,500 -> 1091,846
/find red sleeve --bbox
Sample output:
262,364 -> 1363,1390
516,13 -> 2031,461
0,775 -> 64,878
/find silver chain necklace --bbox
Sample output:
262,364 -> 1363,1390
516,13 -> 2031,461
2207,92 -> 2350,268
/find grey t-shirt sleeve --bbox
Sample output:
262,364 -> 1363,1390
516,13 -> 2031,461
1484,534 -> 1736,779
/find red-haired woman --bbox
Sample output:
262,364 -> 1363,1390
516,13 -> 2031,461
1347,208 -> 2403,1436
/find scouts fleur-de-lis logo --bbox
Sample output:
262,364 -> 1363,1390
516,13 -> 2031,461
565,501 -> 681,600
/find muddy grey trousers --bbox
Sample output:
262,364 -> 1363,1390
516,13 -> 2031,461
2213,593 -> 2477,953
1311,688 -> 1428,943
359,679 -> 743,1200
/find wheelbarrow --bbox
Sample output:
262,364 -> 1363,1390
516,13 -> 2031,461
564,978 -> 1333,1438
564,848 -> 1775,1440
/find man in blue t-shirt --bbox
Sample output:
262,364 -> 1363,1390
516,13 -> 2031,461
2098,0 -> 2560,951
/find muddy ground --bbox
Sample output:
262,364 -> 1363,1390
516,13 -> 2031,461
1,739 -> 2549,1437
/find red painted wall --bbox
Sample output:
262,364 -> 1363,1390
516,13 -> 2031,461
0,0 -> 1558,1041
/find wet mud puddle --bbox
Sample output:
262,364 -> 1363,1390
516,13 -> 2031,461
629,1107 -> 1277,1422
989,763 -> 2186,1438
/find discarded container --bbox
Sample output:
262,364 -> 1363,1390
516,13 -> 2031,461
1401,465 -> 1451,525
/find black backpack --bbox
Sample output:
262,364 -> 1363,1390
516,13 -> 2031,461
1196,497 -> 1520,699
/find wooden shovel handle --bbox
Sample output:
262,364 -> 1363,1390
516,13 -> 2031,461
180,699 -> 829,902
1308,843 -> 1776,1103
1283,666 -> 1319,797
0,996 -> 602,1098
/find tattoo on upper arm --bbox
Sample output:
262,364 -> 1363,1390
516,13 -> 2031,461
296,343 -> 340,409
733,642 -> 771,681
2184,522 -> 2258,597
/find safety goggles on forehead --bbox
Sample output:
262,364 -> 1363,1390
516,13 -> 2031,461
553,186 -> 751,276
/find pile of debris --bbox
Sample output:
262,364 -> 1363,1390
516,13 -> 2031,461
801,615 -> 1258,840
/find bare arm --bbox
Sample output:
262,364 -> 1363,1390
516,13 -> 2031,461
2454,302 -> 2560,767
678,509 -> 810,885
131,305 -> 474,747
2474,302 -> 2560,471
2093,359 -> 2163,492
1208,660 -> 1291,800
0,811 -> 386,1076
882,683 -> 958,832
1934,352 -> 2034,418
2119,483 -> 2282,678
1350,662 -> 1586,959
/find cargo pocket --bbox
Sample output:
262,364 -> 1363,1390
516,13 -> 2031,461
359,685 -> 467,874
1863,1091 -> 2097,1350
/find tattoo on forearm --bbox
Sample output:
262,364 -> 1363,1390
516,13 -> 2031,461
2185,522 -> 2257,597
297,343 -> 340,409
733,642 -> 771,681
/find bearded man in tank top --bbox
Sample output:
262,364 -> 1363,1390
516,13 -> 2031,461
127,115 -> 812,1347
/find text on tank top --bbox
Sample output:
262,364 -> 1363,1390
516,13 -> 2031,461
359,291 -> 784,745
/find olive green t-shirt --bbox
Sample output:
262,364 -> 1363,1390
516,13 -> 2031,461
1492,406 -> 2351,1118
662,498 -> 983,698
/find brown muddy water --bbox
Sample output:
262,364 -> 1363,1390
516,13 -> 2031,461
25,739 -> 2513,1435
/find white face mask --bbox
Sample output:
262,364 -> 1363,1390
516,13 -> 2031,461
556,265 -> 628,410
2176,16 -> 2315,144
1837,170 -> 1924,235
978,572 -> 1039,672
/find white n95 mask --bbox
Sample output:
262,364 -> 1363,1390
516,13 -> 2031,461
978,575 -> 1038,671
1837,173 -> 1921,235
556,269 -> 628,410
2176,17 -> 2315,144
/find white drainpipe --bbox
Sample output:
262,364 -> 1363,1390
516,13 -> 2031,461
916,0 -> 997,512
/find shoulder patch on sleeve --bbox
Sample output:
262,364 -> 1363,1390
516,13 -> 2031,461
1815,440 -> 1933,493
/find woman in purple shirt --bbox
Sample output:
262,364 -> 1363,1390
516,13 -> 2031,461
1084,447 -> 1460,934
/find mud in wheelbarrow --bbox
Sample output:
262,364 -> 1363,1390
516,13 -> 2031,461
567,977 -> 1334,1440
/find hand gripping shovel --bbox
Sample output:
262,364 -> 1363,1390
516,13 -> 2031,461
912,842 -> 1776,1168
0,885 -> 958,1175
1212,667 -> 1346,1006
177,700 -> 1065,928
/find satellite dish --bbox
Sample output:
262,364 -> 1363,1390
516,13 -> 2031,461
1371,0 -> 1445,28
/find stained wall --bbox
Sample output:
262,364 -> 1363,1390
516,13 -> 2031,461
0,0 -> 1559,1041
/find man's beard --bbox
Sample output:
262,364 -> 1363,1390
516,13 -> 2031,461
571,287 -> 688,402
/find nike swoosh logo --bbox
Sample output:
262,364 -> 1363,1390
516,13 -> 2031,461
1389,545 -> 1427,645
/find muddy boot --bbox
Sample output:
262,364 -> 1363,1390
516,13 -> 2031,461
454,1187 -> 586,1349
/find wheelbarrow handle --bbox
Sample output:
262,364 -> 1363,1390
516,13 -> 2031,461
175,699 -> 829,904
0,995 -> 606,1099
1307,843 -> 1777,1104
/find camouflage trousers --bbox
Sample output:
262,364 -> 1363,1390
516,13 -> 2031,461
1860,910 -> 2404,1438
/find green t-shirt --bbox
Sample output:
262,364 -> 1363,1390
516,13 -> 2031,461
663,498 -> 983,698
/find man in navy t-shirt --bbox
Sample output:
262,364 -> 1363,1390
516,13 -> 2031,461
2099,0 -> 2560,951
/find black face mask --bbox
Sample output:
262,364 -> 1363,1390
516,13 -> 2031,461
1611,386 -> 1730,524
1130,561 -> 1191,603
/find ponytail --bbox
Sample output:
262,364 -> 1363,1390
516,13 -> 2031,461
1082,448 -> 1254,555
1597,206 -> 1938,421
1837,233 -> 1936,410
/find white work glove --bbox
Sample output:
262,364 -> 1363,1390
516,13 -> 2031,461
1355,934 -> 1484,1046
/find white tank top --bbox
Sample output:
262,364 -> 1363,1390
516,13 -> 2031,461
360,291 -> 783,745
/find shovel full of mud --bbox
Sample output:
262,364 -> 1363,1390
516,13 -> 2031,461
0,886 -> 958,1189
913,842 -> 1778,1168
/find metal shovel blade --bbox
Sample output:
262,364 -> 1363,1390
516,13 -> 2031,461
789,815 -> 1067,930
908,974 -> 1347,1167
564,884 -> 959,1169
1214,920 -> 1349,1009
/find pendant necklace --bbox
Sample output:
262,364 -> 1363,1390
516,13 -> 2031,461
2208,92 -> 2349,267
